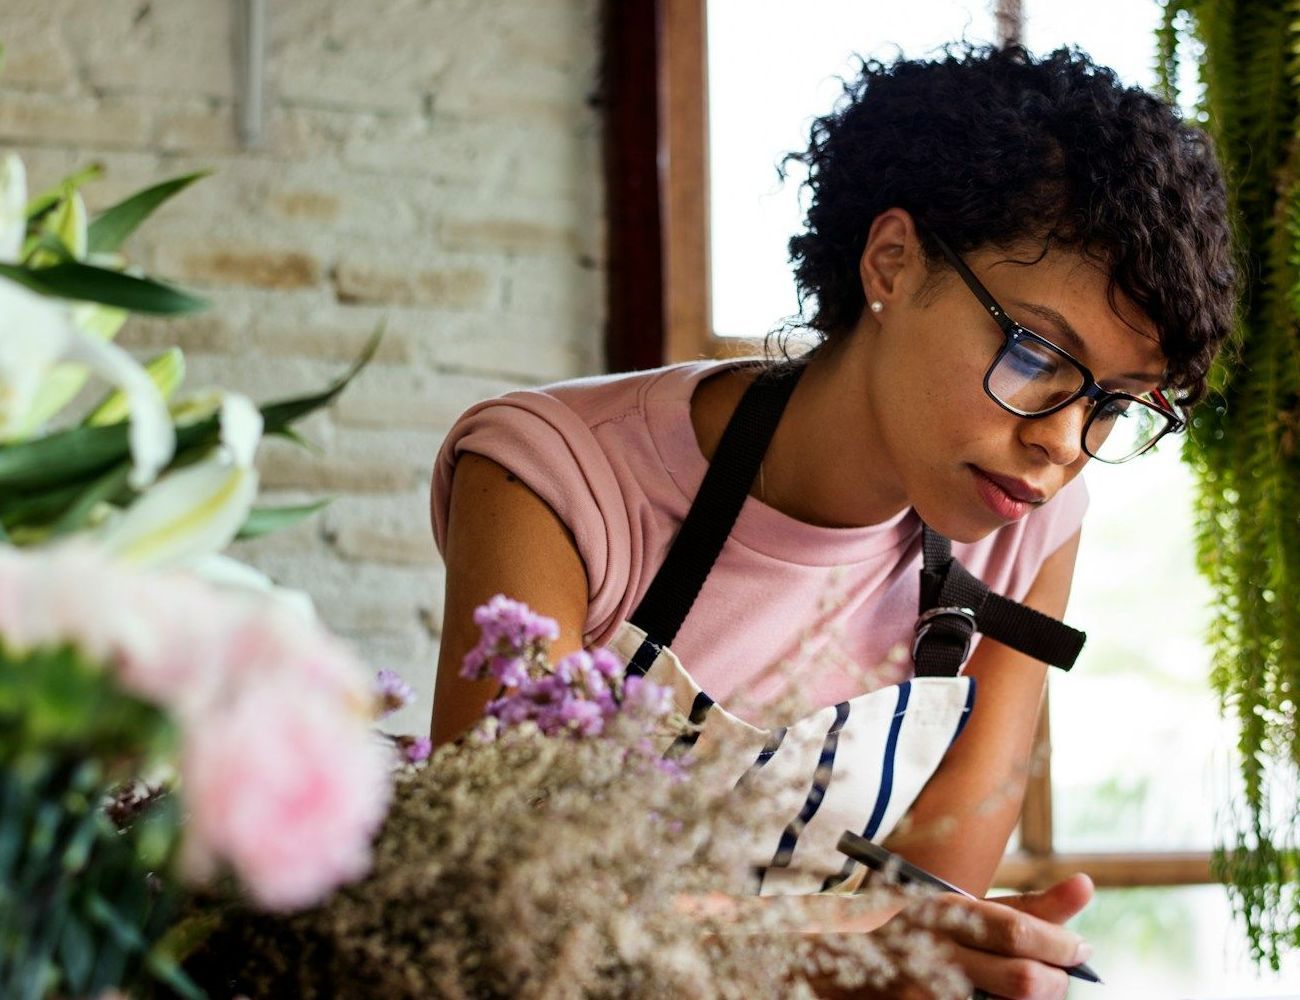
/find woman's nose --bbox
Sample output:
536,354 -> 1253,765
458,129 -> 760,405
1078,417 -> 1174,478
1018,398 -> 1090,465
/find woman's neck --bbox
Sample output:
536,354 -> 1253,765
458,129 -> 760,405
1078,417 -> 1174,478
689,331 -> 910,529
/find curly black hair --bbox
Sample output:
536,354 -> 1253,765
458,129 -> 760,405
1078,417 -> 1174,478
780,44 -> 1237,406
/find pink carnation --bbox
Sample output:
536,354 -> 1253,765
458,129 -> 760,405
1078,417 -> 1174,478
0,542 -> 399,911
181,675 -> 393,911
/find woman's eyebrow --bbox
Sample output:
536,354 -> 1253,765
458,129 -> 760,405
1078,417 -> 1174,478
1011,299 -> 1165,383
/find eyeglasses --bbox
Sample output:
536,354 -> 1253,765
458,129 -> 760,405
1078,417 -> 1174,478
928,233 -> 1185,464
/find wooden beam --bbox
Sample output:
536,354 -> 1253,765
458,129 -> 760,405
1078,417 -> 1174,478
659,0 -> 713,363
995,851 -> 1216,891
1017,692 -> 1054,856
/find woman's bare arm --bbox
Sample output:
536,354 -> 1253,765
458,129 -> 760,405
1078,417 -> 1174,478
431,452 -> 590,747
882,528 -> 1084,895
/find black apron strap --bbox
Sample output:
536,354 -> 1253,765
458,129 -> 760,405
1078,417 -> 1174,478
629,364 -> 803,647
913,524 -> 1087,677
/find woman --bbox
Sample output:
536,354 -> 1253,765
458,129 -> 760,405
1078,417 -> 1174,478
429,45 -> 1236,999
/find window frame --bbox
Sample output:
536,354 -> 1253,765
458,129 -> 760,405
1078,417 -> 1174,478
603,0 -> 1214,891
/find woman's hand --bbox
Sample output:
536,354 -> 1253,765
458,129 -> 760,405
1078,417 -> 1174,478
868,873 -> 1095,1000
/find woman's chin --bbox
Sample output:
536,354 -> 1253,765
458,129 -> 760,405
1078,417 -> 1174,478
910,500 -> 1001,545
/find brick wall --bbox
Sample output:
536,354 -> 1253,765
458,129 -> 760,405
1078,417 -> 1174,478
0,0 -> 606,734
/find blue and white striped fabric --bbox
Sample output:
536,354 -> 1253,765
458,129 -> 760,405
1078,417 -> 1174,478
610,622 -> 976,896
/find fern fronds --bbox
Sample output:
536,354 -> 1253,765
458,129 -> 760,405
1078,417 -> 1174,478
1176,0 -> 1300,968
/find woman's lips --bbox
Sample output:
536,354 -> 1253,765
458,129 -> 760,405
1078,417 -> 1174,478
970,466 -> 1044,521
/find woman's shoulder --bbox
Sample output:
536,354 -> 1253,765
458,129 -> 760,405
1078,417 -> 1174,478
535,358 -> 746,427
433,358 -> 739,467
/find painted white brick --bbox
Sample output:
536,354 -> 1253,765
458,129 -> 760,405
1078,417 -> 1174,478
62,0 -> 238,100
1,0 -> 604,734
0,0 -> 81,94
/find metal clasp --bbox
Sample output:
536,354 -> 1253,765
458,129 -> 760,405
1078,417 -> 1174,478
911,605 -> 978,667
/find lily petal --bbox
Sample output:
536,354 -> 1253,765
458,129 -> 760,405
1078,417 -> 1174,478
0,278 -> 74,439
87,347 -> 185,427
60,333 -> 176,489
185,552 -> 317,620
98,447 -> 258,567
0,154 -> 26,264
220,392 -> 263,467
47,189 -> 88,260
19,303 -> 130,435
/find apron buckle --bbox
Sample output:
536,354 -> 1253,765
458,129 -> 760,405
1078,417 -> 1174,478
912,605 -> 978,668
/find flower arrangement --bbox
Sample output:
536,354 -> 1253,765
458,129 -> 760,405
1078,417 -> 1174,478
180,598 -> 975,1000
0,148 -> 406,999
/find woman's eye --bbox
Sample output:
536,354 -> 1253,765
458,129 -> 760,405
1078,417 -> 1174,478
1006,344 -> 1057,380
1095,400 -> 1133,424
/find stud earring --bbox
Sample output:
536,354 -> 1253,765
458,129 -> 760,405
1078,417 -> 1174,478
870,300 -> 884,314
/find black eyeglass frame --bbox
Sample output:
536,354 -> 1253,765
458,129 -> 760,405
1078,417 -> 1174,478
927,232 -> 1186,464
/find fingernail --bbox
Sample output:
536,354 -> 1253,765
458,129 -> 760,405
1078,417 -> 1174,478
1073,941 -> 1094,965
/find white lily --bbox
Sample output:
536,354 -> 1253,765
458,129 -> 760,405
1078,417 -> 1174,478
17,303 -> 130,436
184,552 -> 317,620
86,346 -> 184,428
0,277 -> 175,487
99,393 -> 263,567
0,154 -> 25,263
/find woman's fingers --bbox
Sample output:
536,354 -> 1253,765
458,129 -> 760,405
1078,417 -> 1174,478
944,940 -> 1071,1000
993,873 -> 1094,925
906,894 -> 1089,970
872,878 -> 1096,1000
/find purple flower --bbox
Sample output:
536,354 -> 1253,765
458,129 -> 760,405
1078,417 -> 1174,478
460,644 -> 489,681
374,669 -> 415,718
488,653 -> 530,688
461,597 -> 679,754
549,694 -> 605,737
397,735 -> 433,764
590,647 -> 625,680
621,675 -> 674,722
460,596 -> 560,684
472,595 -> 559,649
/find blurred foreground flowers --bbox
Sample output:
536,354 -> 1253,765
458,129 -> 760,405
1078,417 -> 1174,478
0,151 -> 400,1000
0,546 -> 397,997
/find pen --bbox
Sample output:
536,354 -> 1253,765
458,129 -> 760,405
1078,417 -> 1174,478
836,830 -> 1103,986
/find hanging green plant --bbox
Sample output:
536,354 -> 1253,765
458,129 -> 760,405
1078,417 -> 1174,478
1157,0 -> 1300,970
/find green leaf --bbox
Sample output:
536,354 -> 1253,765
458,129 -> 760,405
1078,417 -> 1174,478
0,327 -> 378,500
261,324 -> 383,433
49,461 -> 135,536
86,171 -> 209,255
24,162 -> 104,223
0,261 -> 208,314
276,425 -> 323,454
144,949 -> 206,1000
0,423 -> 133,493
21,231 -> 75,267
237,498 -> 332,540
0,414 -> 217,498
55,902 -> 96,993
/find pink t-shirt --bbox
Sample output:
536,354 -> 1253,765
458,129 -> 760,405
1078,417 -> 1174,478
431,359 -> 1088,720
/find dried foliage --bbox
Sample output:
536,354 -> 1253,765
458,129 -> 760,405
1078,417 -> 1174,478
181,728 -> 973,999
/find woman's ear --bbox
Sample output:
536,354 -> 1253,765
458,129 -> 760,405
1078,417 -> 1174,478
859,208 -> 924,308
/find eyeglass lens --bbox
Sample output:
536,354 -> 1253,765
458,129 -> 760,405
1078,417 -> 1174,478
987,336 -> 1169,462
1084,396 -> 1167,462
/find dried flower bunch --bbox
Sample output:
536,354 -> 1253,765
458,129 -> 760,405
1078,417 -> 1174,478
182,599 -> 975,999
